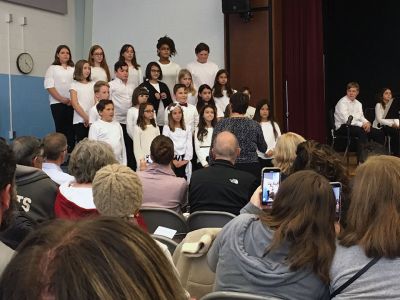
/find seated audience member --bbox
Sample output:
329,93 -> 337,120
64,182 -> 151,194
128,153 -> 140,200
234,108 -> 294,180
42,132 -> 75,185
272,132 -> 305,180
54,138 -> 117,219
292,140 -> 350,230
358,141 -> 389,164
11,136 -> 58,222
189,131 -> 258,215
330,155 -> 400,299
0,217 -> 188,300
208,171 -> 336,299
137,136 -> 187,214
0,140 -> 16,275
334,82 -> 385,160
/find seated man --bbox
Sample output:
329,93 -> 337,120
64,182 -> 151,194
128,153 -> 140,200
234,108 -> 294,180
11,136 -> 58,223
189,131 -> 258,215
334,82 -> 385,160
0,140 -> 16,274
42,132 -> 74,185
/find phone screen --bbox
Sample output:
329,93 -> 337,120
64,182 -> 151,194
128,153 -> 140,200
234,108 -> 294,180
330,182 -> 342,218
261,168 -> 281,206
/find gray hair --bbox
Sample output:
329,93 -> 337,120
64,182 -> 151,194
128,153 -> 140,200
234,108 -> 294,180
11,136 -> 42,166
68,138 -> 117,183
213,131 -> 239,161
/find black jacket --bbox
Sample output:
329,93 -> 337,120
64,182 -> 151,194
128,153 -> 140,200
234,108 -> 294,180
189,159 -> 258,215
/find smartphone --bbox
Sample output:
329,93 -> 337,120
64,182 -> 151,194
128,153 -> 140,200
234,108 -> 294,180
330,182 -> 342,218
145,154 -> 153,164
261,168 -> 281,206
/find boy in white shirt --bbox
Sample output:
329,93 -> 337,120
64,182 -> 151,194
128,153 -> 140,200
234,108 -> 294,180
109,61 -> 135,169
89,81 -> 110,124
89,100 -> 127,165
165,83 -> 199,134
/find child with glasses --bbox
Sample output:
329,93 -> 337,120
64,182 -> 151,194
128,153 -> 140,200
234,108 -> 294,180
87,45 -> 111,82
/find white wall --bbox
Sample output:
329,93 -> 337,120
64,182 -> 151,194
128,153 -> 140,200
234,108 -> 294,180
0,0 -> 79,76
92,0 -> 225,72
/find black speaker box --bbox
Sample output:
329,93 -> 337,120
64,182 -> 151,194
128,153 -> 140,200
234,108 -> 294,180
222,0 -> 250,14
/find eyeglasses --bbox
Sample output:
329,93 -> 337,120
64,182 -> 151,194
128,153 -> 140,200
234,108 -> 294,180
93,52 -> 104,56
151,69 -> 160,73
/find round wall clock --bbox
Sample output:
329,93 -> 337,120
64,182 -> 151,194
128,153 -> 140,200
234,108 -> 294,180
16,52 -> 34,74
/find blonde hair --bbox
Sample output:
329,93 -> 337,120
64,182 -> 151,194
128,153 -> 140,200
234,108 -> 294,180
92,164 -> 143,218
272,132 -> 305,175
340,155 -> 400,257
0,217 -> 187,300
178,69 -> 196,96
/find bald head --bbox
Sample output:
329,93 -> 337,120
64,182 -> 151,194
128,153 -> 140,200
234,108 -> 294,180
212,131 -> 240,163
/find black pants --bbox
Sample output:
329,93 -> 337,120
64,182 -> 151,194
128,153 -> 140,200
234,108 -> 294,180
50,103 -> 75,152
383,126 -> 400,156
73,123 -> 89,144
336,125 -> 385,159
173,154 -> 187,179
120,123 -> 136,171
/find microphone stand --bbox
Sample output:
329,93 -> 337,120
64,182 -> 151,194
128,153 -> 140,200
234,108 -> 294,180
345,122 -> 351,165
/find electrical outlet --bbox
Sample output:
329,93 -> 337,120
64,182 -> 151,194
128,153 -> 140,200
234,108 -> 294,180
19,16 -> 27,26
5,13 -> 12,23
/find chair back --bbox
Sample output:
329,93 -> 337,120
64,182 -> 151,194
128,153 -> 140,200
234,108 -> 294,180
151,234 -> 178,255
364,107 -> 375,124
139,207 -> 189,235
187,211 -> 236,231
201,291 -> 282,300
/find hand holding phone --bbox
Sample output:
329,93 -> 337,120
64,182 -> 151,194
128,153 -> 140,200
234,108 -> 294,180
330,182 -> 342,220
261,168 -> 281,207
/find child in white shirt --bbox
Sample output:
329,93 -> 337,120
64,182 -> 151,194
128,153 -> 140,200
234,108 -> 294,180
88,81 -> 110,124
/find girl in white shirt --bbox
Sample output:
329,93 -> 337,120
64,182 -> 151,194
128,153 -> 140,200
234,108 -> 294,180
195,105 -> 217,168
253,101 -> 282,168
213,69 -> 236,118
157,36 -> 181,96
163,104 -> 192,179
89,100 -> 126,165
133,103 -> 160,169
70,60 -> 95,143
44,45 -> 75,152
119,44 -> 142,90
126,86 -> 150,140
87,45 -> 111,82
178,69 -> 197,105
373,87 -> 399,155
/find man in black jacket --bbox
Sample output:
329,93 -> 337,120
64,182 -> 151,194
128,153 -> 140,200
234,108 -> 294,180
189,131 -> 258,215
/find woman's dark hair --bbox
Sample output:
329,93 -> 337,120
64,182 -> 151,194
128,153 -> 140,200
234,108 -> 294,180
292,140 -> 350,226
52,44 -> 74,67
137,103 -> 156,130
213,69 -> 234,98
145,62 -> 163,81
253,100 -> 279,140
132,86 -> 149,106
377,87 -> 391,110
196,84 -> 216,112
197,105 -> 217,142
88,45 -> 111,81
119,44 -> 140,69
156,36 -> 177,57
230,92 -> 249,114
260,170 -> 336,284
150,135 -> 174,165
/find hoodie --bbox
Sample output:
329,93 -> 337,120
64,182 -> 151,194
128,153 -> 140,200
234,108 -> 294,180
207,212 -> 330,299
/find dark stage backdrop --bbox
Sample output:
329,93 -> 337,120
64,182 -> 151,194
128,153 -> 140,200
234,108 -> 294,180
323,0 -> 400,118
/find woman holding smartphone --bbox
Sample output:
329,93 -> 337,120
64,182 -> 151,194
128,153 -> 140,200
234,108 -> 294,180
208,170 -> 336,299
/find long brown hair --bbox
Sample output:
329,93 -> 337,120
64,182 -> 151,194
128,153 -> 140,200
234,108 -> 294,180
253,100 -> 279,140
260,170 -> 336,284
88,44 -> 111,81
339,155 -> 400,258
377,87 -> 391,110
137,103 -> 156,130
0,217 -> 187,300
167,104 -> 186,132
213,69 -> 234,98
52,44 -> 74,67
197,105 -> 217,142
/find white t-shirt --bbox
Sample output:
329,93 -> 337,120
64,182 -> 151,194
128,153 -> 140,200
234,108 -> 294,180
186,60 -> 219,90
133,124 -> 160,169
44,65 -> 74,105
109,78 -> 134,124
187,93 -> 197,106
257,121 -> 281,159
159,61 -> 180,96
162,125 -> 193,160
70,80 -> 95,124
126,106 -> 139,139
214,90 -> 235,118
88,119 -> 127,165
194,127 -> 213,166
89,104 -> 100,124
91,66 -> 108,83
128,65 -> 143,90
